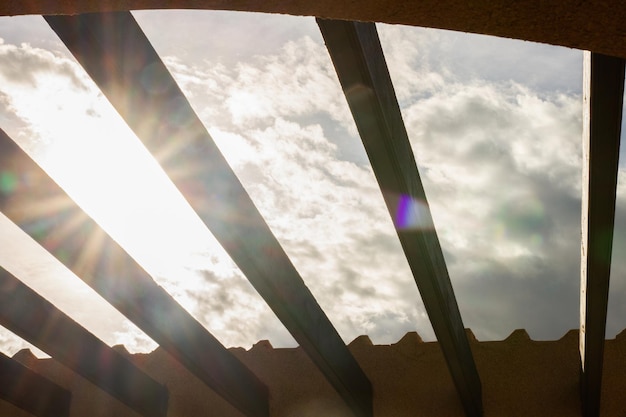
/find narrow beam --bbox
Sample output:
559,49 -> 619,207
0,351 -> 71,417
317,19 -> 482,417
45,12 -> 372,417
0,129 -> 269,417
0,266 -> 168,417
580,51 -> 625,417
3,1 -> 626,59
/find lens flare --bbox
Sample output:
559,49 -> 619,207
394,194 -> 434,231
0,171 -> 18,194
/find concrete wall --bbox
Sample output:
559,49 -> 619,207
4,330 -> 626,416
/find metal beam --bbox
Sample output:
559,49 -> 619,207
45,12 -> 372,417
317,19 -> 482,417
0,128 -> 269,417
0,351 -> 71,417
3,1 -> 626,59
0,266 -> 168,417
580,51 -> 625,417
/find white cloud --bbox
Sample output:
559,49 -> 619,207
0,37 -> 86,89
133,18 -> 590,342
379,24 -> 586,339
163,35 -> 354,134
0,30 -> 314,350
209,117 -> 430,343
157,34 -> 432,343
0,327 -> 47,357
4,11 -> 624,355
0,37 -> 223,350
112,320 -> 158,353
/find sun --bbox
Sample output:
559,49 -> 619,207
0,57 -> 232,331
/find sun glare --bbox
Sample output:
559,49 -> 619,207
36,114 -> 231,307
0,34 -> 243,351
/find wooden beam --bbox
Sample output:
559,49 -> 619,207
317,19 -> 482,417
0,266 -> 168,417
2,1 -> 626,59
0,351 -> 71,417
45,12 -> 372,417
0,128 -> 269,417
580,51 -> 625,417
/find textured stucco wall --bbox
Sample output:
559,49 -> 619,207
3,330 -> 626,416
1,1 -> 626,58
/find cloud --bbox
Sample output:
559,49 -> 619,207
158,34 -> 432,344
0,38 -> 86,89
379,24 -> 592,339
133,10 -> 320,68
163,36 -> 354,131
378,23 -> 582,94
0,32 -> 201,351
184,267 -> 295,348
160,21 -> 593,343
113,320 -> 158,353
0,327 -> 47,358
140,20 -> 593,344
4,11 -> 624,356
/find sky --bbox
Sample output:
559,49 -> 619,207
0,10 -> 625,358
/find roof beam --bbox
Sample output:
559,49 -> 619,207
4,1 -> 626,59
0,351 -> 71,417
0,128 -> 269,417
317,19 -> 482,417
45,12 -> 372,417
580,51 -> 625,417
0,266 -> 168,417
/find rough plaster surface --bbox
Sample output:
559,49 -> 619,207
4,330 -> 626,416
1,1 -> 626,58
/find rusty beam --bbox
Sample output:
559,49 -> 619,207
0,128 -> 269,417
317,19 -> 482,417
0,351 -> 71,417
579,51 -> 625,417
0,266 -> 168,417
45,12 -> 372,417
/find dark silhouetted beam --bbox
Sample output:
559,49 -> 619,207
317,19 -> 482,417
0,266 -> 168,417
580,51 -> 625,417
3,1 -> 626,59
45,12 -> 372,417
0,351 -> 71,417
0,129 -> 268,417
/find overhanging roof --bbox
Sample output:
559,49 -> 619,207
1,1 -> 626,58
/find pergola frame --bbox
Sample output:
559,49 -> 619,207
0,128 -> 269,417
0,3 -> 623,417
45,12 -> 372,417
317,19 -> 482,417
0,265 -> 169,417
579,52 -> 625,417
0,351 -> 71,417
